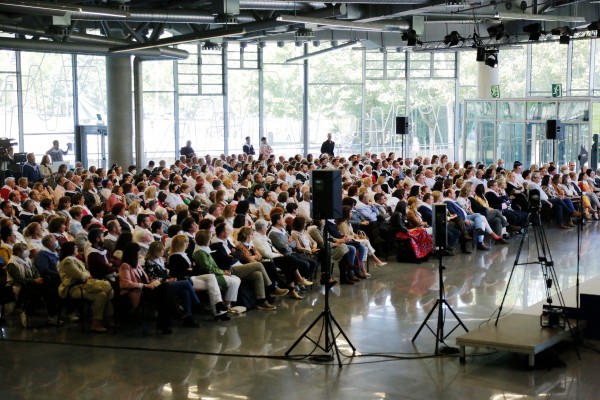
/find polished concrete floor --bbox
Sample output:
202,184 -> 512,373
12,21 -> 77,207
2,223 -> 600,399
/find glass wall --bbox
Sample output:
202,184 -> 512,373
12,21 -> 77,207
364,51 -> 407,156
464,98 -> 598,167
227,43 -> 259,155
530,42 -> 568,96
0,50 -> 19,142
2,36 -> 600,165
409,52 -> 456,158
21,52 -> 74,156
308,45 -> 362,156
263,44 -> 303,157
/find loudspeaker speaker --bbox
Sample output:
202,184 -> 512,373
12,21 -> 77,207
546,119 -> 558,140
581,294 -> 600,339
396,116 -> 408,135
432,204 -> 447,248
310,169 -> 342,219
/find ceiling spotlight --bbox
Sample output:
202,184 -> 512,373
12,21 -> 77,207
523,23 -> 544,41
551,26 -> 574,44
401,29 -> 422,46
295,28 -> 314,39
295,41 -> 303,47
443,31 -> 463,47
487,24 -> 506,40
202,41 -> 221,51
588,20 -> 600,31
313,40 -> 320,47
277,41 -> 285,48
484,50 -> 498,68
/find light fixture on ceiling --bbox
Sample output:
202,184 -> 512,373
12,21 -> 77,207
487,24 -> 507,40
443,31 -> 463,47
214,14 -> 238,24
484,50 -> 498,68
523,23 -> 544,41
277,41 -> 285,48
588,20 -> 600,31
551,26 -> 575,44
295,28 -> 314,39
202,41 -> 221,51
401,29 -> 422,46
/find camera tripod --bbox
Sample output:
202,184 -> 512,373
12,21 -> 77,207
412,244 -> 469,354
495,211 -> 570,327
285,228 -> 356,367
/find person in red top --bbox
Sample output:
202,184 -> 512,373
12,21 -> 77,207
0,177 -> 16,201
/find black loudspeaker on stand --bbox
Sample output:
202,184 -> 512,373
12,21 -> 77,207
396,116 -> 408,159
285,169 -> 356,367
546,119 -> 559,140
412,204 -> 468,354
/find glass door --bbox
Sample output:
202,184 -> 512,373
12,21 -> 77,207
497,122 -> 524,167
558,124 -> 588,167
526,123 -> 551,167
75,125 -> 108,170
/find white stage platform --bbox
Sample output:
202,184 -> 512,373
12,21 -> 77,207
456,276 -> 600,366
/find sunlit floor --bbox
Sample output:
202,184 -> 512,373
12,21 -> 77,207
2,222 -> 600,400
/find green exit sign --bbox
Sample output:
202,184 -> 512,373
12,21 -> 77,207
552,84 -> 562,98
491,85 -> 500,98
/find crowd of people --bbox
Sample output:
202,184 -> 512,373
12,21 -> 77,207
0,144 -> 598,334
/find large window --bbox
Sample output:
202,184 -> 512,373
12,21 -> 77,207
142,59 -> 175,163
530,42 -> 567,96
365,51 -> 407,156
409,52 -> 456,158
308,45 -> 362,156
0,50 -> 18,141
227,43 -> 259,155
21,52 -> 74,156
263,44 -> 303,157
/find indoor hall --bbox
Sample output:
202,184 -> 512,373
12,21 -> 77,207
1,1 -> 600,399
1,221 -> 599,400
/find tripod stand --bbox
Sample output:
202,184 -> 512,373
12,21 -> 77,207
412,245 -> 469,354
496,211 -> 569,327
285,229 -> 356,367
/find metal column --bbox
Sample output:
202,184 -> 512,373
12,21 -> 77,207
258,45 -> 264,144
15,50 -> 24,152
133,57 -> 144,170
222,44 -> 229,154
303,43 -> 309,156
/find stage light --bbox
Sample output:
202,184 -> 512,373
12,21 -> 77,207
551,26 -> 574,44
523,23 -> 544,41
443,31 -> 463,47
588,20 -> 600,31
401,29 -> 421,46
487,24 -> 506,40
484,51 -> 498,68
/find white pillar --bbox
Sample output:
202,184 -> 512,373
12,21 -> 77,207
477,62 -> 500,99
